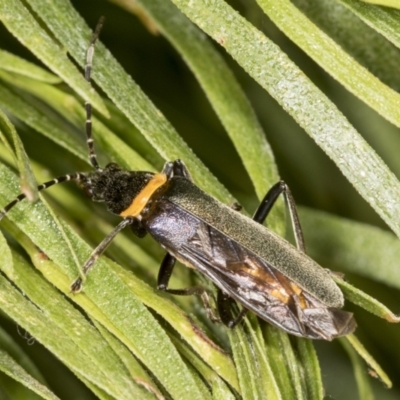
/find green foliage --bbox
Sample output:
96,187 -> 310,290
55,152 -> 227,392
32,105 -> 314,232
0,0 -> 399,399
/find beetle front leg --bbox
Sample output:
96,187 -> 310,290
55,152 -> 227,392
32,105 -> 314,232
71,218 -> 134,292
157,253 -> 219,322
162,160 -> 192,180
253,180 -> 306,252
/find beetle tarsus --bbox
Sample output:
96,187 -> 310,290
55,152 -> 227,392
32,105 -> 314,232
70,277 -> 83,293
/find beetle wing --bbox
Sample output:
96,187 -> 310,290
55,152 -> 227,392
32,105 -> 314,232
179,222 -> 356,340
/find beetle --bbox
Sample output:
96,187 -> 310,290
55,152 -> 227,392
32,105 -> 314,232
0,19 -> 356,340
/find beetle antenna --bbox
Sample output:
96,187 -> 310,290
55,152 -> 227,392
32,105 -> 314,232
0,20 -> 107,222
0,173 -> 86,221
84,16 -> 105,171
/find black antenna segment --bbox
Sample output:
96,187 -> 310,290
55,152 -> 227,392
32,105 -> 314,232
0,173 -> 86,220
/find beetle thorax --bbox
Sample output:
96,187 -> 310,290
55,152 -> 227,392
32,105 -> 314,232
84,163 -> 155,215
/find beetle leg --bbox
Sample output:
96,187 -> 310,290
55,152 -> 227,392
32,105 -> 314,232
157,253 -> 205,297
157,253 -> 176,291
157,253 -> 220,322
71,217 -> 134,292
217,290 -> 248,328
161,161 -> 174,178
172,160 -> 192,180
162,160 -> 192,180
253,180 -> 306,252
230,202 -> 242,212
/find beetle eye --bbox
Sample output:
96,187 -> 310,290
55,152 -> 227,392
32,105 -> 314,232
105,162 -> 120,170
84,186 -> 93,198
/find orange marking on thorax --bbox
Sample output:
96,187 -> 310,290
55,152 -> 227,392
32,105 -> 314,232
120,173 -> 167,217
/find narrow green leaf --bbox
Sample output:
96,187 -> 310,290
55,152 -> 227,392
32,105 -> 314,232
299,207 -> 400,293
211,378 -> 236,400
245,319 -> 282,400
0,108 -> 37,201
339,0 -> 400,48
170,336 -> 231,400
292,0 -> 400,91
73,374 -> 117,400
343,335 -> 392,388
97,99 -> 164,169
0,78 -> 88,163
93,322 -> 163,400
0,108 -> 14,157
0,71 -> 153,171
296,338 -> 324,400
340,338 -> 375,400
2,66 -> 161,171
0,257 -> 118,397
361,0 -> 400,7
0,49 -> 61,83
1,250 -> 147,399
333,275 -> 400,323
271,329 -> 306,400
264,326 -> 295,399
229,326 -> 261,399
168,0 -> 400,241
0,327 -> 46,385
0,350 -> 60,400
0,0 -> 107,115
257,0 -> 400,129
0,228 -> 13,290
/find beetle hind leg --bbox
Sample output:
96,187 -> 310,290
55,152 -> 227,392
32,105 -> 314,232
157,253 -> 220,322
217,290 -> 248,328
254,180 -> 305,252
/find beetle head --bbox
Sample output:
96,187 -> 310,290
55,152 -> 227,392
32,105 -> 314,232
83,163 -> 155,215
